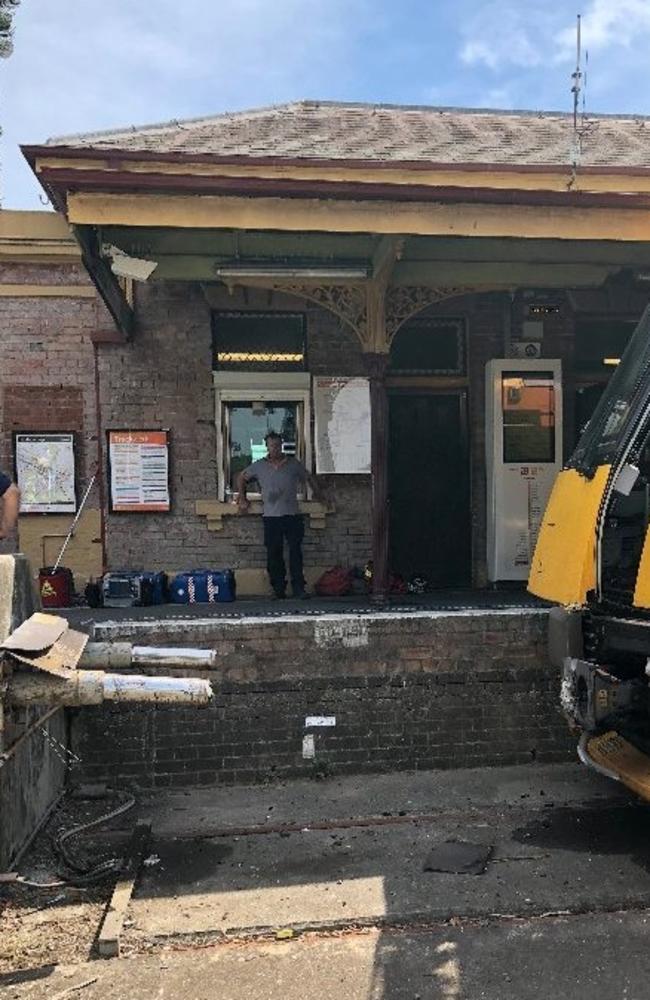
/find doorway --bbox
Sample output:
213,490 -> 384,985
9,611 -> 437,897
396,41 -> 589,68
388,391 -> 471,588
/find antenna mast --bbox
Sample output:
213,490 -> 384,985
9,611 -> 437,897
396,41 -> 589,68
569,14 -> 584,188
571,14 -> 582,131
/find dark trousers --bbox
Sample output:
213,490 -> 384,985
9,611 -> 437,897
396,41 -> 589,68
263,515 -> 305,595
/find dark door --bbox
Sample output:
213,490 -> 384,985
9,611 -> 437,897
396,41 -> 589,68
388,391 -> 471,588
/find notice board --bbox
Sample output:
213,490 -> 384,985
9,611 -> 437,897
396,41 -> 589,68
108,430 -> 171,512
313,377 -> 371,474
14,432 -> 76,513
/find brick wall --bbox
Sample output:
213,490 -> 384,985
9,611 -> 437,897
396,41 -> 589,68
0,263 -> 104,488
0,263 -> 110,575
97,283 -> 526,586
0,264 -> 600,588
100,283 -> 374,577
69,609 -> 574,787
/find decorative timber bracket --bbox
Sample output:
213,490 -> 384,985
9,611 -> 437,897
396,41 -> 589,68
211,237 -> 474,353
72,225 -> 135,341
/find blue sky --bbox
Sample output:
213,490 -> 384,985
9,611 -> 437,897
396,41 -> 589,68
3,0 -> 650,208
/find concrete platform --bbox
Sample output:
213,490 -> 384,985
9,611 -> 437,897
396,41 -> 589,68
60,588 -> 548,636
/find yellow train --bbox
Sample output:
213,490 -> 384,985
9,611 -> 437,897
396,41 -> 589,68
529,305 -> 650,798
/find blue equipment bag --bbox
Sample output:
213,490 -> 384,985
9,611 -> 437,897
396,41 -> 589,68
102,571 -> 167,608
170,569 -> 236,604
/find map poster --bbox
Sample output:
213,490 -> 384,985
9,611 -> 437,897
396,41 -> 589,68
14,432 -> 76,513
108,430 -> 171,513
313,376 -> 371,474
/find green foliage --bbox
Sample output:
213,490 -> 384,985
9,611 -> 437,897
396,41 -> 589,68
0,0 -> 20,59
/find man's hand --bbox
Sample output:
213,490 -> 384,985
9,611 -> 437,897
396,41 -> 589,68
235,471 -> 250,513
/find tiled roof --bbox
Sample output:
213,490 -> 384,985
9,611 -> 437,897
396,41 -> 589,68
45,101 -> 650,169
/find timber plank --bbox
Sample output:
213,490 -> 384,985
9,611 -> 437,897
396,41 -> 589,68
98,818 -> 151,958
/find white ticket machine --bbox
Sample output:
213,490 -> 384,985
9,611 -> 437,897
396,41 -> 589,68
486,359 -> 562,581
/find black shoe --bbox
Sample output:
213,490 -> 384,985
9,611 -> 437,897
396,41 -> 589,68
272,590 -> 286,600
293,589 -> 311,600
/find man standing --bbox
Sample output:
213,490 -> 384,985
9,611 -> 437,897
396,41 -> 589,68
237,432 -> 321,599
0,470 -> 20,540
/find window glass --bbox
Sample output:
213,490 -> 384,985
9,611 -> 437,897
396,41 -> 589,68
574,319 -> 636,373
213,312 -> 305,371
569,306 -> 650,477
226,401 -> 299,495
390,319 -> 466,374
502,372 -> 555,463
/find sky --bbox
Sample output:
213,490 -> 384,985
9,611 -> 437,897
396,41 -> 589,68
2,0 -> 650,209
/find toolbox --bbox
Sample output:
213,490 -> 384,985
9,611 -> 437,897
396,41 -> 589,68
101,571 -> 168,608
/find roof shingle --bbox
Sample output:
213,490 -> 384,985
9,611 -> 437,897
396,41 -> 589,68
44,100 -> 650,170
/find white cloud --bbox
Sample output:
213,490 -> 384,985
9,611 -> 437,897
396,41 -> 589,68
459,3 -> 560,70
460,0 -> 650,75
555,0 -> 650,59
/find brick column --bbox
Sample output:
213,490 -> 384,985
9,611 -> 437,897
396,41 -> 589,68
364,352 -> 390,601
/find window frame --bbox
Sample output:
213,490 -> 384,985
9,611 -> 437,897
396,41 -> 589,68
213,371 -> 312,501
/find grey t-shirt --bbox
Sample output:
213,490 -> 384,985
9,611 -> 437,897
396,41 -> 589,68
243,457 -> 307,517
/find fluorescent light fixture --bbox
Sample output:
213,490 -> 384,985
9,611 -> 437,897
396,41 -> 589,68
218,352 -> 304,363
214,265 -> 368,281
101,243 -> 158,282
603,357 -> 621,366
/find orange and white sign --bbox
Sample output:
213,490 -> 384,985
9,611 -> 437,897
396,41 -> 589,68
108,430 -> 170,512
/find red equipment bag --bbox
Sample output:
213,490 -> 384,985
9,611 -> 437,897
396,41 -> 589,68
314,566 -> 354,597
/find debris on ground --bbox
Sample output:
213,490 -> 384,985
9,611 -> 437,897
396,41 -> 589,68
422,841 -> 493,875
0,792 -> 136,973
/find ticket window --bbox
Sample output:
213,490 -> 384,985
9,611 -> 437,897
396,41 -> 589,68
486,360 -> 563,581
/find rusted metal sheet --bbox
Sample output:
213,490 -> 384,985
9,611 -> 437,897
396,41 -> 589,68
2,621 -> 88,678
1,612 -> 68,653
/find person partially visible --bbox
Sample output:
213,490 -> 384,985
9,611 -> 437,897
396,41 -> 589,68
0,470 -> 20,540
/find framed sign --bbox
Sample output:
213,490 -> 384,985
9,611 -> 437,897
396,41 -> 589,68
107,430 -> 171,513
14,432 -> 77,513
314,377 -> 371,474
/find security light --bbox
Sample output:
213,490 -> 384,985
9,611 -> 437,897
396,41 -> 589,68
101,244 -> 158,282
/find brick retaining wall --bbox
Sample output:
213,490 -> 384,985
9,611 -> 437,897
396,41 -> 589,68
69,608 -> 573,787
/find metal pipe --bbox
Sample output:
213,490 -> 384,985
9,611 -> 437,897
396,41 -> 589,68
132,646 -> 217,668
52,474 -> 97,573
102,674 -> 212,704
79,642 -> 217,670
8,671 -> 212,707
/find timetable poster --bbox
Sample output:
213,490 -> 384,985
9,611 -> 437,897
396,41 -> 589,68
108,430 -> 171,512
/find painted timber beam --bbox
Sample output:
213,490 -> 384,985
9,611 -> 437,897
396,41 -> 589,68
72,224 -> 135,341
67,192 -> 650,242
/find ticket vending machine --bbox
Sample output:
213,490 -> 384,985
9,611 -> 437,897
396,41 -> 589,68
486,359 -> 563,582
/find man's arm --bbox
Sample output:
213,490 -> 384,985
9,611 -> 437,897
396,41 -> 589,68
0,483 -> 20,539
236,470 -> 251,511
